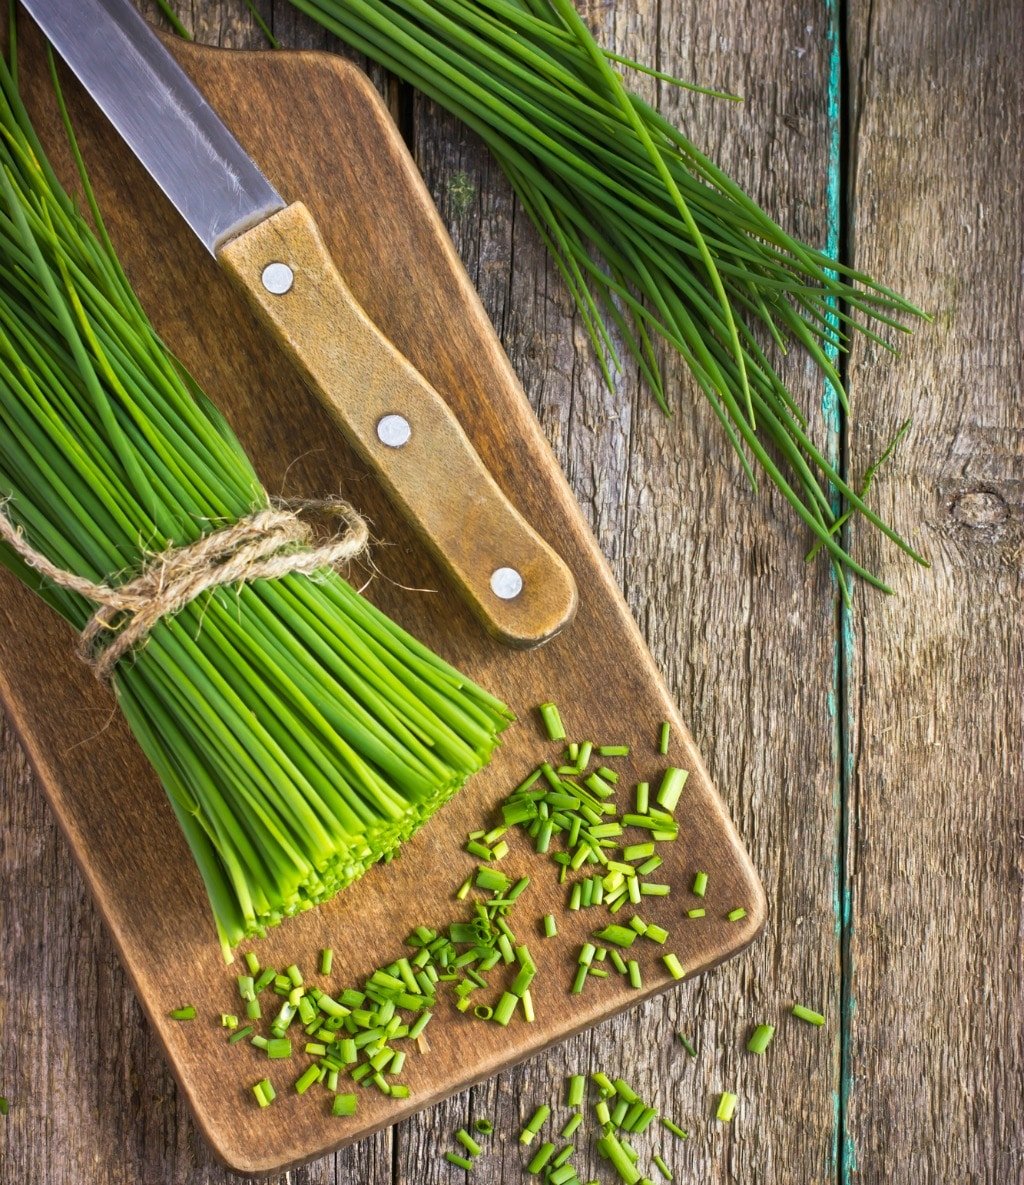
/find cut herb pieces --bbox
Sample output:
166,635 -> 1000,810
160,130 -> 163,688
716,1091 -> 738,1122
168,1006 -> 196,1021
332,1092 -> 358,1117
252,1078 -> 276,1108
539,702 -> 567,742
520,1104 -> 551,1144
747,1024 -> 776,1054
792,1004 -> 826,1027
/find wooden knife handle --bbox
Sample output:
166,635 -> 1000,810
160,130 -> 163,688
219,201 -> 577,648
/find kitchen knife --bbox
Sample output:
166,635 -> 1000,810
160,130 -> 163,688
21,0 -> 577,648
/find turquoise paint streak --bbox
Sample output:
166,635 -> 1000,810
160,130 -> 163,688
822,0 -> 857,1182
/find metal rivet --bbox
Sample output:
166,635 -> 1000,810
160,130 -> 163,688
261,262 -> 294,295
490,567 -> 523,600
376,414 -> 412,448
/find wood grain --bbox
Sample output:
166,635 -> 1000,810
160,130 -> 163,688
0,9 -> 761,1178
844,1 -> 1024,1180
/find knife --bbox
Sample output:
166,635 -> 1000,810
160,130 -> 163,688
22,0 -> 577,649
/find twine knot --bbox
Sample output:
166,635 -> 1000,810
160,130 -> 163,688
0,496 -> 368,683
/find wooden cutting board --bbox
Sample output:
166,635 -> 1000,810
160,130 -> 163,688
0,20 -> 764,1175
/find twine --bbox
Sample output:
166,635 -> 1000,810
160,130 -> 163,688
0,496 -> 369,683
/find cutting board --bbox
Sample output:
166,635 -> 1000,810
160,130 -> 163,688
0,20 -> 764,1175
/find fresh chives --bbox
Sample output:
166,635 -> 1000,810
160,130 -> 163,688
747,1024 -> 775,1054
686,908 -> 705,919
332,1092 -> 358,1116
0,1098 -> 7,1117
251,1078 -> 275,1108
0,47 -> 514,959
692,872 -> 708,898
662,954 -> 685,980
543,913 -> 558,938
716,1092 -> 738,1122
320,948 -> 334,976
168,1006 -> 196,1021
456,1128 -> 483,1156
526,1142 -> 557,1174
726,907 -> 747,922
652,1153 -> 673,1180
657,723 -> 670,755
444,1151 -> 474,1170
676,1033 -> 697,1057
792,1004 -> 826,1027
660,1116 -> 688,1140
538,702 -> 567,741
567,1074 -> 585,1106
656,769 -> 688,813
520,1104 -> 551,1144
474,1118 -> 494,1135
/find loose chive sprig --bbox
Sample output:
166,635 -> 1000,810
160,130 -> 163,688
277,0 -> 929,594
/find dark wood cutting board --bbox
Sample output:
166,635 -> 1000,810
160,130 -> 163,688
0,21 -> 764,1175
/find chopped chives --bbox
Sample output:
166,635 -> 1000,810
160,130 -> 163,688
662,954 -> 685,980
456,1128 -> 483,1157
635,782 -> 650,814
686,908 -> 706,919
571,964 -> 589,995
627,960 -> 642,990
716,1092 -> 738,1122
332,1093 -> 358,1116
539,702 -> 567,741
594,924 -> 637,948
227,1025 -> 254,1045
444,1152 -> 474,1170
548,1165 -> 576,1185
168,1006 -> 196,1021
747,1024 -> 776,1054
561,1112 -> 583,1138
567,1074 -> 586,1106
243,952 -> 261,976
520,1104 -> 551,1143
656,768 -> 688,812
660,1117 -> 688,1140
252,1078 -> 275,1108
658,722 -> 671,755
727,907 -> 747,922
527,1142 -> 557,1174
543,914 -> 558,938
220,1013 -> 238,1029
294,1065 -> 320,1095
473,1005 -> 494,1021
640,883 -> 670,897
677,1033 -> 697,1057
692,872 -> 708,898
792,1004 -> 826,1026
0,1098 -> 7,1116
652,1153 -> 673,1180
643,924 -> 669,945
266,1039 -> 292,1059
474,1118 -> 494,1135
598,745 -> 629,757
493,992 -> 519,1026
320,948 -> 334,976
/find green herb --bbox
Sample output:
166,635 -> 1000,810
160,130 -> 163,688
252,1078 -> 275,1108
657,723 -> 670,756
444,1151 -> 474,1170
662,954 -> 685,980
691,872 -> 708,898
543,913 -> 558,938
726,907 -> 747,922
676,1033 -> 696,1057
716,1091 -> 738,1122
168,1006 -> 196,1021
520,1104 -> 551,1144
652,1153 -> 673,1180
656,769 -> 688,813
280,0 -> 928,593
686,908 -> 705,919
660,1116 -> 688,1140
792,1003 -> 826,1027
539,701 -> 567,741
0,44 -> 513,959
0,1098 -> 8,1116
474,1118 -> 494,1135
332,1092 -> 358,1116
561,1111 -> 583,1138
456,1128 -> 483,1156
747,1023 -> 775,1054
567,1073 -> 585,1107
526,1141 -> 557,1174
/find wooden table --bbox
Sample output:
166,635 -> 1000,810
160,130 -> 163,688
0,1 -> 1019,1181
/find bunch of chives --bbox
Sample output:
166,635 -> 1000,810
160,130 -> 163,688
0,40 -> 511,959
272,0 -> 928,593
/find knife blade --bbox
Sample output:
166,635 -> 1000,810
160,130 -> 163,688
22,0 -> 577,647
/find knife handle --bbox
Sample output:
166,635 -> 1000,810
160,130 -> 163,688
219,201 -> 577,648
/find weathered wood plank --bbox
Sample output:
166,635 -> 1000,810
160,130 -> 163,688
408,1 -> 844,1182
844,1 -> 1024,1181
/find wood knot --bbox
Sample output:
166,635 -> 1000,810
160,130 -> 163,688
950,488 -> 1009,528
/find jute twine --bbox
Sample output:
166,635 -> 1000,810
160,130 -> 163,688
0,496 -> 369,683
